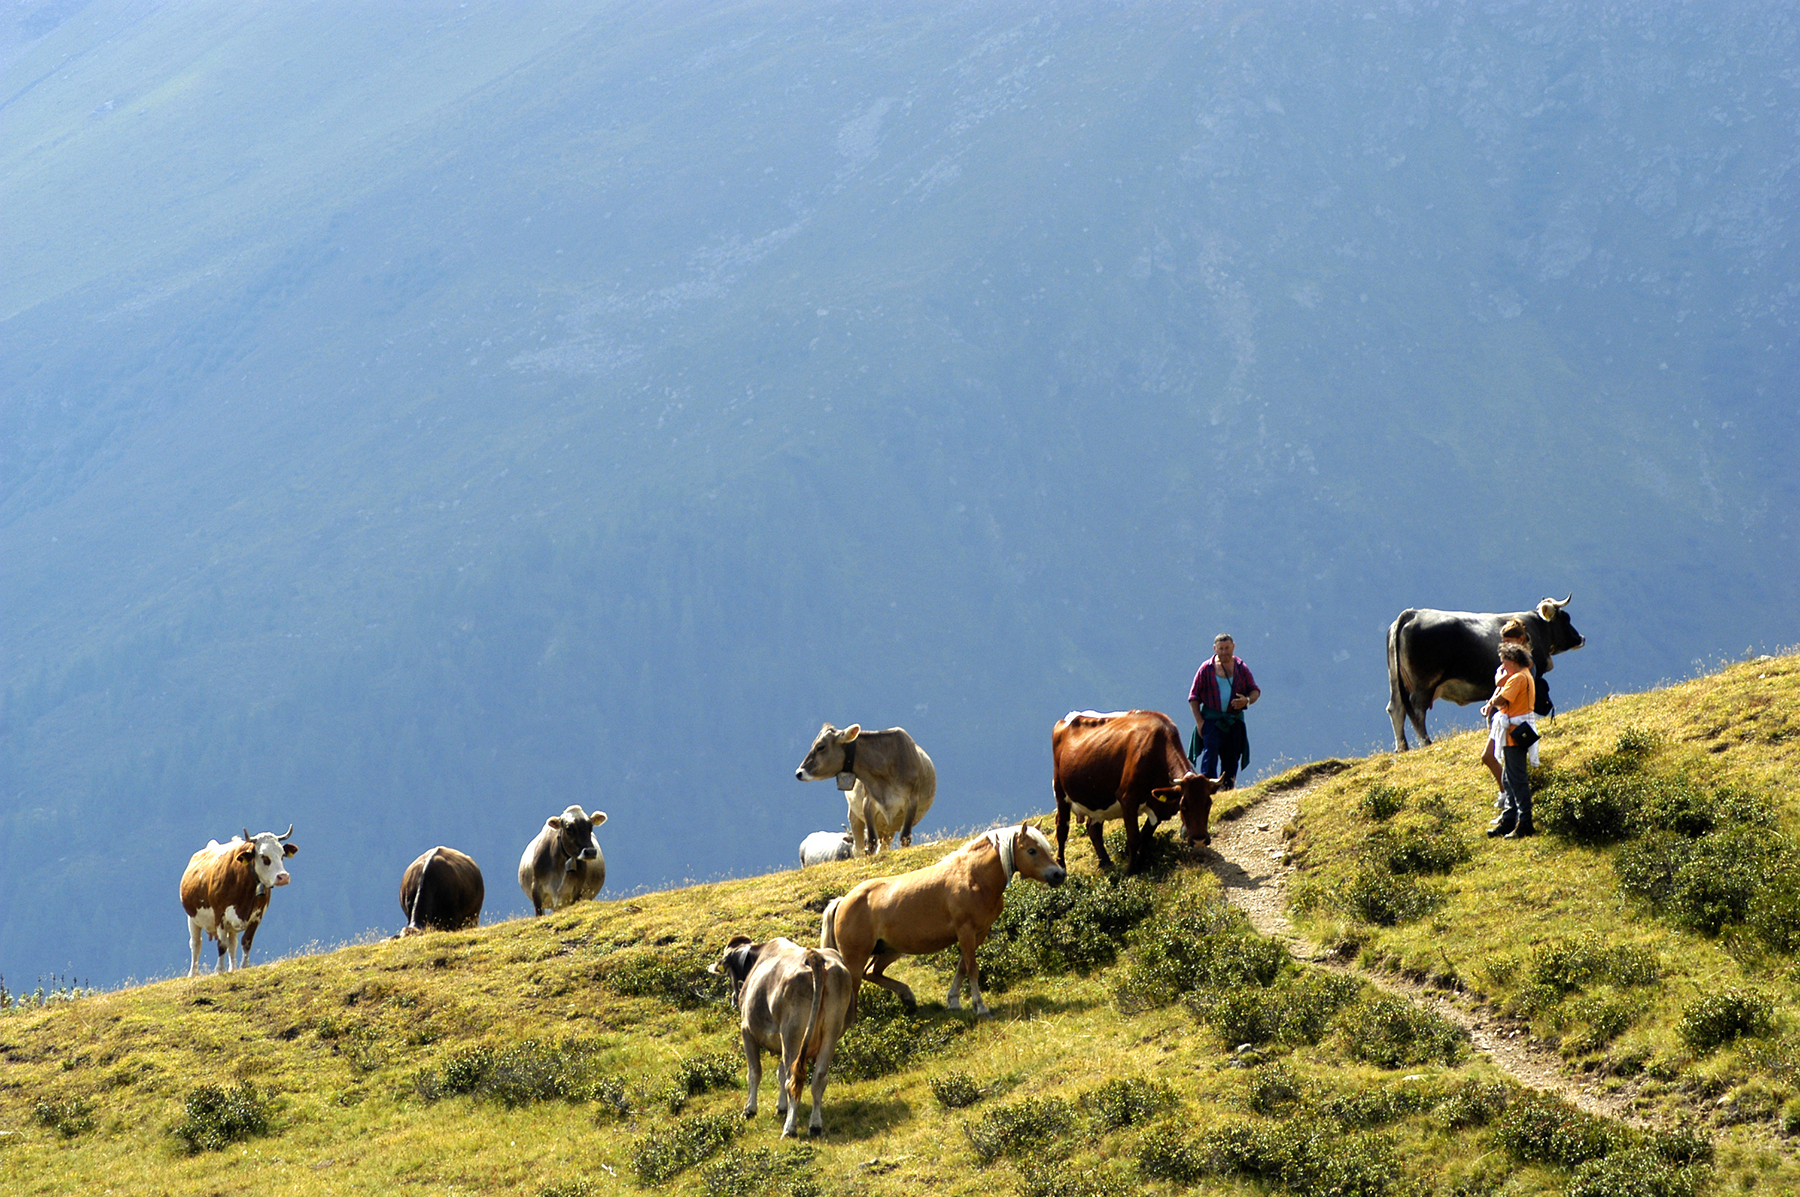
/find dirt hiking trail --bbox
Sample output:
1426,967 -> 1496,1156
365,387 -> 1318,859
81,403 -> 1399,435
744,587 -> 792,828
1205,782 -> 1655,1129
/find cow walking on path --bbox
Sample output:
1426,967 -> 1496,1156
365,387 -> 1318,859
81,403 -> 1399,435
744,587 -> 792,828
1387,596 -> 1584,751
399,847 -> 484,933
1052,710 -> 1217,874
180,826 -> 298,977
708,936 -> 857,1138
795,723 -> 936,855
820,822 -> 1065,1019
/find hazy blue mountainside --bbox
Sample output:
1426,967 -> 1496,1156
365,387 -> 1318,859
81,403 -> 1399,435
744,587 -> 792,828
1,0 -> 1794,986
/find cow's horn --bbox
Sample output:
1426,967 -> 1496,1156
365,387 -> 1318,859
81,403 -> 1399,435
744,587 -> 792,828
241,827 -> 251,844
278,824 -> 294,842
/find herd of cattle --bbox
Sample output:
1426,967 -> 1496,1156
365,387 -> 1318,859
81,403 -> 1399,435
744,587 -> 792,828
175,598 -> 1583,1135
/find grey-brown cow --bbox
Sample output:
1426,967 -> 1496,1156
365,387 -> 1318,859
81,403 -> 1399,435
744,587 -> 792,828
795,723 -> 936,855
517,806 -> 607,916
708,936 -> 857,1138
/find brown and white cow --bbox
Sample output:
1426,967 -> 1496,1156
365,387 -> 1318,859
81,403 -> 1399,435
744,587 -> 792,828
518,805 -> 607,916
795,723 -> 936,855
820,822 -> 1066,1019
708,936 -> 857,1138
179,826 -> 298,977
1053,710 -> 1217,874
399,846 -> 484,934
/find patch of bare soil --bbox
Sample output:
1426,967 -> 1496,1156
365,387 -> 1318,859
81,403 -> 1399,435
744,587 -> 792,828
1205,783 -> 1656,1129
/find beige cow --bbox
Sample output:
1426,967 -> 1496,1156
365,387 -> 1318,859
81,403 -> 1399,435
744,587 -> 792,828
708,937 -> 857,1138
794,723 -> 936,855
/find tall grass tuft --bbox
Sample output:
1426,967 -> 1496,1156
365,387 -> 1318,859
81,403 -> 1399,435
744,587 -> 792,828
170,1082 -> 273,1154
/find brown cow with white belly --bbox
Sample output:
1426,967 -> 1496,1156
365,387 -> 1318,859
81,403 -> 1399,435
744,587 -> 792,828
180,826 -> 298,977
1053,710 -> 1217,873
399,846 -> 484,934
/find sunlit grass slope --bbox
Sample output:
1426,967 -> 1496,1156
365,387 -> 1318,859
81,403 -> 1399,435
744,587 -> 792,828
1291,653 -> 1800,1148
4,659 -> 1799,1195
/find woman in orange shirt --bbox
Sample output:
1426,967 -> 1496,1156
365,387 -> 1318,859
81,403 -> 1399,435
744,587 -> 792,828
1483,642 -> 1537,839
1481,620 -> 1533,805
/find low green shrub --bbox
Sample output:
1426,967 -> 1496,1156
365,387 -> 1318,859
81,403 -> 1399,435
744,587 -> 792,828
1135,1121 -> 1208,1184
1319,1078 -> 1440,1129
1358,785 -> 1406,822
537,1180 -> 600,1197
1529,936 -> 1660,992
1246,1063 -> 1307,1117
929,1071 -> 983,1110
1566,1147 -> 1704,1197
1678,988 -> 1774,1053
417,1039 -> 622,1108
1113,893 -> 1285,1011
1346,867 -> 1445,926
699,1145 -> 820,1197
1663,827 -> 1791,935
954,871 -> 1155,993
1018,1163 -> 1135,1197
1434,1078 -> 1511,1130
1615,831 -> 1692,906
1563,994 -> 1640,1052
599,947 -> 729,1009
1337,990 -> 1466,1068
1361,823 -> 1470,876
966,1096 -> 1078,1163
830,989 -> 964,1080
665,1050 -> 740,1113
1748,870 -> 1800,952
1079,1077 -> 1175,1132
1492,1089 -> 1624,1169
632,1112 -> 740,1185
1537,769 -> 1643,844
31,1097 -> 95,1138
1198,1118 -> 1404,1196
1646,1127 -> 1713,1167
170,1082 -> 273,1154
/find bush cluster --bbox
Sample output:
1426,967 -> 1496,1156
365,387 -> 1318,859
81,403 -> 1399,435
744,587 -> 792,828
1017,1164 -> 1135,1197
1192,1118 -> 1405,1196
31,1097 -> 95,1138
966,1096 -> 1078,1164
930,1071 -> 983,1109
417,1039 -> 626,1109
1080,1077 -> 1176,1132
1493,1089 -> 1627,1170
1358,784 -> 1406,822
699,1145 -> 820,1197
1112,892 -> 1284,1012
1678,988 -> 1774,1053
952,870 -> 1156,993
1187,970 -> 1360,1049
830,989 -> 965,1080
170,1082 -> 273,1154
1529,936 -> 1660,992
631,1112 -> 740,1185
1345,868 -> 1446,926
1338,991 -> 1467,1068
1566,1149 -> 1703,1197
598,947 -> 729,1009
664,1050 -> 740,1113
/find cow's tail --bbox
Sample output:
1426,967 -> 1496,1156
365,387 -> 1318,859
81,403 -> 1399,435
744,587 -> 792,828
1387,610 -> 1416,752
408,847 -> 440,930
790,948 -> 829,1107
819,898 -> 840,951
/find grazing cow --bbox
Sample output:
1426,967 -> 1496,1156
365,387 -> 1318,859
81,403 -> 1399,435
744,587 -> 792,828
398,847 -> 484,934
1052,710 -> 1219,874
794,723 -> 936,855
1387,596 -> 1586,751
707,936 -> 857,1138
179,826 -> 298,977
820,822 -> 1066,1019
518,806 -> 607,916
798,830 -> 855,868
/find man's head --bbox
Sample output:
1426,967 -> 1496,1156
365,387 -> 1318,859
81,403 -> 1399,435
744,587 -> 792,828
1213,633 -> 1235,663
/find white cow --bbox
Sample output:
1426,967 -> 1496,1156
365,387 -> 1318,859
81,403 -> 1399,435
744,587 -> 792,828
798,831 -> 855,867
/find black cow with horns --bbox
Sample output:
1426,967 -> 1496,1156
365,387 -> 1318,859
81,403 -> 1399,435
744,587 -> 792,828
1386,596 -> 1585,751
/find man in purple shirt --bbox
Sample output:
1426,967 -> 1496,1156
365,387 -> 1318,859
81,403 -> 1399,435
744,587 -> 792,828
1188,633 -> 1260,790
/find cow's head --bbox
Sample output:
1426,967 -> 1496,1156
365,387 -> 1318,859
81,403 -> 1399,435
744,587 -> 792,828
795,723 -> 860,782
235,825 -> 297,894
546,806 -> 605,869
1530,595 -> 1584,666
1150,774 -> 1218,848
1010,822 -> 1067,888
706,935 -> 761,1007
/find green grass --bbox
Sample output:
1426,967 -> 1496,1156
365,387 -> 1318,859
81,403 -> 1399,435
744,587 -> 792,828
5,662 -> 1800,1193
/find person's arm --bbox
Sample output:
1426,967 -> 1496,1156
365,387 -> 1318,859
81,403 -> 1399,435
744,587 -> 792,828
1189,698 -> 1206,727
1230,661 -> 1260,710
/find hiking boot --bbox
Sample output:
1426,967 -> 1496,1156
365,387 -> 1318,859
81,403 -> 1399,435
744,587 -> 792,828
1486,816 -> 1514,838
1504,822 -> 1535,839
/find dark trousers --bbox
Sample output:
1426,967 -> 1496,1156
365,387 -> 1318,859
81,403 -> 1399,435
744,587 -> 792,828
1501,745 -> 1532,831
1200,720 -> 1246,787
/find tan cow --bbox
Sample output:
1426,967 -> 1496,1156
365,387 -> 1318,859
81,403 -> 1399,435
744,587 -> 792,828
518,805 -> 607,916
795,723 -> 936,855
179,826 -> 298,977
820,822 -> 1066,1019
708,937 -> 857,1138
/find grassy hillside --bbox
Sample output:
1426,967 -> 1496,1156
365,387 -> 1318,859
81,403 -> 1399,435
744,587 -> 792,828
4,662 -> 1798,1195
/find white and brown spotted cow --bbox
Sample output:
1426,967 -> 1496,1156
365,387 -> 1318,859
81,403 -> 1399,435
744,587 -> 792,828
180,826 -> 298,977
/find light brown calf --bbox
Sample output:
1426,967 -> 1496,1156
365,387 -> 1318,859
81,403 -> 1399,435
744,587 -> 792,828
820,822 -> 1066,1019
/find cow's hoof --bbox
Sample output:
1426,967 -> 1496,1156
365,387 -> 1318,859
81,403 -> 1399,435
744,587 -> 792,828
976,1008 -> 993,1021
809,1126 -> 823,1139
743,1108 -> 756,1119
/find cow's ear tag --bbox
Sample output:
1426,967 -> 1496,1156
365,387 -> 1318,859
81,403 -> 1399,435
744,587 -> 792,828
836,772 -> 856,790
